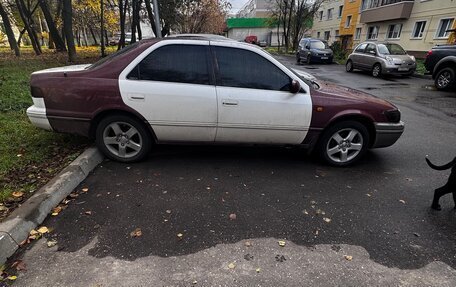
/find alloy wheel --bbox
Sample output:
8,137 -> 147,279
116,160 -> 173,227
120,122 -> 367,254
103,122 -> 143,159
326,128 -> 364,163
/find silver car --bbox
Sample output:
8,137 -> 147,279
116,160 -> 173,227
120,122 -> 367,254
346,42 -> 416,77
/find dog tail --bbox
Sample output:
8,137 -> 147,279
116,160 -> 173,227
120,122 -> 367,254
425,157 -> 455,171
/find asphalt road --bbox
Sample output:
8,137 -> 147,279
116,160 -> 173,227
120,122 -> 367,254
13,58 -> 456,286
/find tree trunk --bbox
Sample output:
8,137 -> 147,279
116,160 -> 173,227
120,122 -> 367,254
38,0 -> 66,51
62,0 -> 76,62
118,0 -> 127,49
100,0 -> 106,56
0,3 -> 20,56
89,27 -> 98,45
16,0 -> 41,55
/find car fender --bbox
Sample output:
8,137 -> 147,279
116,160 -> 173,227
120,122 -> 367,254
433,56 -> 456,77
327,109 -> 376,126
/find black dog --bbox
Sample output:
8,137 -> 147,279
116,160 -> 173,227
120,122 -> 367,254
425,156 -> 456,210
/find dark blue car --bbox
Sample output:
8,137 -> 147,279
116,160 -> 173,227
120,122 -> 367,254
297,38 -> 333,64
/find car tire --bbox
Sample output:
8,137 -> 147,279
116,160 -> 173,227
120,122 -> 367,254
372,64 -> 382,78
435,67 -> 455,90
95,115 -> 152,163
318,121 -> 369,167
306,55 -> 312,65
346,60 -> 354,72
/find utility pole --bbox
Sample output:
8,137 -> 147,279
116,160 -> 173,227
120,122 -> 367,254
152,0 -> 162,38
101,0 -> 106,56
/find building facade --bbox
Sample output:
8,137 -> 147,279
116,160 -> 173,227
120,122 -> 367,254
312,0 -> 456,57
311,0 -> 345,45
236,0 -> 273,18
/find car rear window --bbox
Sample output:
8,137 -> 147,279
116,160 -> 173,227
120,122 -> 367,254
89,42 -> 140,69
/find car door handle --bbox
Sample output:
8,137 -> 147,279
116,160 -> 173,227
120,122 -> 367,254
222,100 -> 238,106
127,94 -> 145,101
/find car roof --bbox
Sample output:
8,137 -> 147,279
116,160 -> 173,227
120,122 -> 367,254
167,34 -> 233,41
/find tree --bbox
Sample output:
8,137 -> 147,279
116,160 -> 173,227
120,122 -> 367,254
62,0 -> 76,61
175,0 -> 230,34
0,1 -> 20,56
269,0 -> 324,52
15,0 -> 42,55
38,0 -> 66,51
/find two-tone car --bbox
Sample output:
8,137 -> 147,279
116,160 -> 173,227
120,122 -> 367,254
27,36 -> 404,166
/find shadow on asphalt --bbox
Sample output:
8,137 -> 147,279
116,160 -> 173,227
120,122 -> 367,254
42,145 -> 456,270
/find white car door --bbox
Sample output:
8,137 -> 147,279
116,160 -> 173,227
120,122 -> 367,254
118,40 -> 217,142
212,43 -> 312,144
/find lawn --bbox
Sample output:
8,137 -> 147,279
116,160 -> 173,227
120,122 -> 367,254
0,46 -> 114,218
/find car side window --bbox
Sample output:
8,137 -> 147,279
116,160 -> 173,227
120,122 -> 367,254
214,46 -> 292,91
355,43 -> 367,53
128,44 -> 210,85
365,44 -> 376,54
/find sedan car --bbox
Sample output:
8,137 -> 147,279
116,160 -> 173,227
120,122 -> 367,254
346,42 -> 416,77
297,38 -> 333,64
27,36 -> 404,166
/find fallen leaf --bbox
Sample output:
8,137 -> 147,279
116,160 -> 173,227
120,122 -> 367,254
81,187 -> 89,193
229,213 -> 237,220
302,209 -> 309,215
399,199 -> 406,204
406,178 -> 412,182
256,268 -> 261,273
37,226 -> 49,234
244,241 -> 252,247
278,240 -> 286,247
17,154 -> 23,157
177,233 -> 184,239
69,193 -> 78,198
11,260 -> 26,271
165,210 -> 172,214
228,262 -> 236,269
366,193 -> 372,197
323,217 -> 332,223
12,191 -> 24,198
7,275 -> 17,281
344,255 -> 353,261
206,186 -> 211,190
52,206 -> 63,216
47,240 -> 58,248
130,228 -> 142,237
192,280 -> 198,285
29,229 -> 39,236
85,211 -> 92,215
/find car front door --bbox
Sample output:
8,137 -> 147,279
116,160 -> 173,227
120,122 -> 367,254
118,41 -> 217,142
211,43 -> 312,144
363,43 -> 378,70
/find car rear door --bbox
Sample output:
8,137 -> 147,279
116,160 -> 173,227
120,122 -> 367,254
118,40 -> 217,142
211,43 -> 312,144
351,43 -> 367,69
363,44 -> 378,70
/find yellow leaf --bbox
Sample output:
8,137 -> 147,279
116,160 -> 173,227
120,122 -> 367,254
256,268 -> 261,273
228,262 -> 236,269
323,217 -> 331,223
7,275 -> 17,280
29,229 -> 39,236
37,226 -> 49,234
177,233 -> 183,239
278,240 -> 286,247
344,255 -> 353,261
130,228 -> 142,237
12,191 -> 24,198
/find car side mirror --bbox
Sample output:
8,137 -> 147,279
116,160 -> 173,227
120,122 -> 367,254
290,80 -> 301,94
306,45 -> 310,50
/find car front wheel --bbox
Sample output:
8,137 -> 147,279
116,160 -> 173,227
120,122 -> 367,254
318,121 -> 369,166
346,60 -> 354,72
95,115 -> 152,162
435,67 -> 455,90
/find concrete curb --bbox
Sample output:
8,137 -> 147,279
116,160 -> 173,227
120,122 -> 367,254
0,147 -> 103,264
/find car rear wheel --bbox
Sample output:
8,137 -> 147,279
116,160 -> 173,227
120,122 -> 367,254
306,55 -> 312,65
435,67 -> 455,90
96,115 -> 152,162
318,121 -> 369,167
346,60 -> 354,72
372,64 -> 382,78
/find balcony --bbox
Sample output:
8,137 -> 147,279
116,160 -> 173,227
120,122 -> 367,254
360,0 -> 414,24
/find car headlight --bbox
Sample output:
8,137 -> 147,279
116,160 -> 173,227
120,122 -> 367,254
384,109 -> 401,123
385,56 -> 394,65
410,55 -> 416,62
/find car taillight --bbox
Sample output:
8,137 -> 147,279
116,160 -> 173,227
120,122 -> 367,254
31,86 -> 44,98
384,109 -> 401,123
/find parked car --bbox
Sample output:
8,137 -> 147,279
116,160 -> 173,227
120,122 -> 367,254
424,44 -> 456,90
27,36 -> 404,166
346,42 -> 416,78
297,38 -> 333,64
244,35 -> 258,44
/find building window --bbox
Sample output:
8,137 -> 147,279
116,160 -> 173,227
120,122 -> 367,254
354,28 -> 362,40
324,31 -> 330,41
338,5 -> 343,18
345,15 -> 352,28
435,18 -> 454,38
367,26 -> 379,40
327,8 -> 333,20
317,31 -> 321,38
387,24 -> 402,39
319,11 -> 323,21
411,21 -> 426,39
335,30 -> 339,37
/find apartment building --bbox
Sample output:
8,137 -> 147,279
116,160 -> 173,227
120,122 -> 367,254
236,0 -> 273,18
312,0 -> 456,57
311,0 -> 344,45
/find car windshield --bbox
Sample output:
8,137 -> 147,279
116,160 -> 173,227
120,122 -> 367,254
377,43 -> 406,55
310,41 -> 328,49
89,42 -> 140,69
